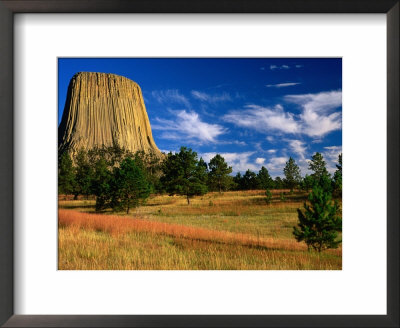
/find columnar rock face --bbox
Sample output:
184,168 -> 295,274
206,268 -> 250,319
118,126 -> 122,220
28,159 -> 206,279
58,72 -> 162,157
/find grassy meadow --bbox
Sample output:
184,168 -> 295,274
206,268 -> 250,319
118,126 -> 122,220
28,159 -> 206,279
58,190 -> 342,270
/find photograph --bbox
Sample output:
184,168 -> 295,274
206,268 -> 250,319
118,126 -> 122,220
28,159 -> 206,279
58,58 -> 342,270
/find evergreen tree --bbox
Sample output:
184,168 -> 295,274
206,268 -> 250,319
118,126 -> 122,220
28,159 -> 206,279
58,151 -> 75,196
283,157 -> 301,192
208,154 -> 233,192
160,147 -> 207,204
293,185 -> 342,252
309,152 -> 330,181
333,153 -> 342,197
132,150 -> 164,193
92,157 -> 113,211
257,166 -> 273,190
112,157 -> 150,214
233,172 -> 244,190
301,174 -> 314,192
274,177 -> 284,189
242,169 -> 258,190
197,157 -> 209,187
74,149 -> 93,199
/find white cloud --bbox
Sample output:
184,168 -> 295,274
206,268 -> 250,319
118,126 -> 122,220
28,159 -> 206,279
287,139 -> 307,159
223,104 -> 300,134
270,64 -> 291,70
223,90 -> 341,139
200,152 -> 258,173
266,82 -> 301,88
285,90 -> 342,114
191,90 -> 232,103
295,65 -> 304,68
323,145 -> 342,173
285,90 -> 342,137
266,136 -> 275,143
267,149 -> 277,154
255,157 -> 266,164
265,156 -> 288,176
153,110 -> 226,143
151,89 -> 191,108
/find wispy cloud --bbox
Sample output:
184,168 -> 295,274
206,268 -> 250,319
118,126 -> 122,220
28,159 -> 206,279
223,104 -> 300,134
285,90 -> 342,137
287,139 -> 307,159
223,90 -> 341,139
268,64 -> 303,71
151,89 -> 191,108
270,65 -> 290,70
267,149 -> 277,154
153,110 -> 226,143
191,90 -> 232,103
266,82 -> 301,88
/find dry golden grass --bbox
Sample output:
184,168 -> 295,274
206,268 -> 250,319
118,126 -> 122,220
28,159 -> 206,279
59,209 -> 309,252
59,227 -> 341,270
58,190 -> 342,270
58,191 -> 342,270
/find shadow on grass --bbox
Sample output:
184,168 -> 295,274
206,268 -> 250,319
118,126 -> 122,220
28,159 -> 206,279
59,204 -> 95,210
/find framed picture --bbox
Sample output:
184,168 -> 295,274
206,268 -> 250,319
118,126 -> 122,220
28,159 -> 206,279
0,0 -> 398,327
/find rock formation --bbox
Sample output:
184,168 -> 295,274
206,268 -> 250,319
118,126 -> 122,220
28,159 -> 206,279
58,72 -> 162,157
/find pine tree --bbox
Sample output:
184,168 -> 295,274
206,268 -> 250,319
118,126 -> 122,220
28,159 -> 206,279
92,157 -> 113,211
208,154 -> 233,192
58,151 -> 75,196
293,185 -> 342,252
283,157 -> 301,192
160,147 -> 207,204
301,174 -> 314,192
233,172 -> 243,190
242,169 -> 258,190
309,152 -> 330,181
333,153 -> 342,197
274,177 -> 284,189
197,157 -> 209,187
257,166 -> 273,190
112,157 -> 150,214
74,149 -> 93,199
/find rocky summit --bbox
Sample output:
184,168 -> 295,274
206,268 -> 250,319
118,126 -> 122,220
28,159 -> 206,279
58,72 -> 162,157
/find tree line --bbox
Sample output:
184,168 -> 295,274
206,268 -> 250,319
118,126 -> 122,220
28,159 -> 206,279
59,145 -> 342,209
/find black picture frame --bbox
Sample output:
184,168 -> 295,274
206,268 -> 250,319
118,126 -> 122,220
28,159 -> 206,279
0,1 -> 398,327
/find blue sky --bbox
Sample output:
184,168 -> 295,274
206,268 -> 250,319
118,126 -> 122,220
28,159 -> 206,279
58,58 -> 342,177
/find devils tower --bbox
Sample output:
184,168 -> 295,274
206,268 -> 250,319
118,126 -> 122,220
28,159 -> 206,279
58,72 -> 162,157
